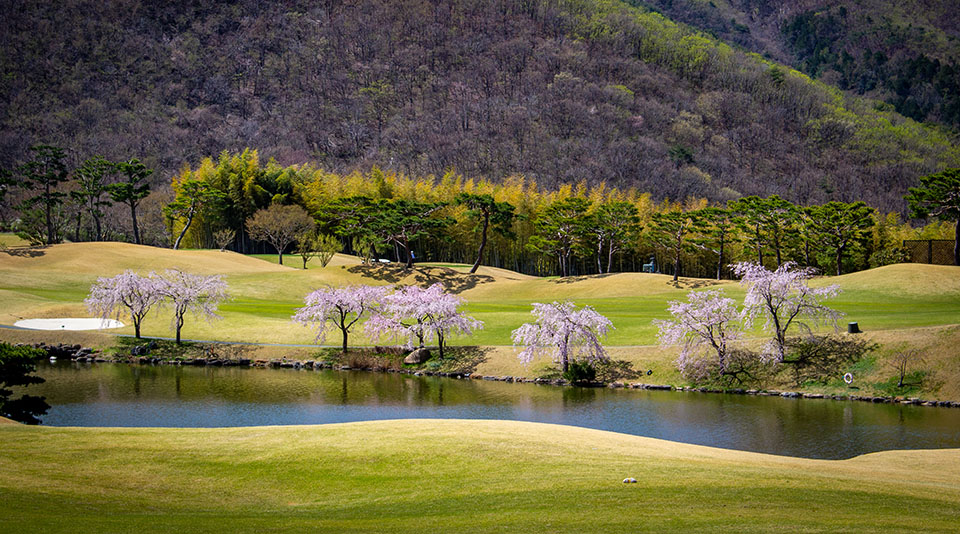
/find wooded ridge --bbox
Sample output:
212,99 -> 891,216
2,0 -> 958,214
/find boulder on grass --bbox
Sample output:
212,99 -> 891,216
404,347 -> 431,364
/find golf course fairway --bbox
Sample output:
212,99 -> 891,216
1,419 -> 959,533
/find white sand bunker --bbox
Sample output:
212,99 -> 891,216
14,318 -> 125,331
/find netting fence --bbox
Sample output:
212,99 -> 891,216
902,240 -> 957,265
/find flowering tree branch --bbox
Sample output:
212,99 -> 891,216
733,261 -> 842,361
512,301 -> 612,373
655,289 -> 744,382
85,270 -> 162,338
366,284 -> 482,358
156,269 -> 229,344
293,285 -> 388,354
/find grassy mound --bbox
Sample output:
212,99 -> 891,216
2,241 -> 960,397
4,243 -> 958,343
1,419 -> 958,533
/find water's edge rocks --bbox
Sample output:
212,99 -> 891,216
19,342 -> 960,409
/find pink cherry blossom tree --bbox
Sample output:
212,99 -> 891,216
85,270 -> 163,338
655,289 -> 744,381
365,284 -> 482,358
733,261 -> 842,361
511,301 -> 612,373
156,269 -> 229,344
293,285 -> 388,354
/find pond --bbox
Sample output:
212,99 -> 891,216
32,361 -> 960,460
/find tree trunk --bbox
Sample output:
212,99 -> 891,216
131,202 -> 141,245
836,246 -> 843,276
404,238 -> 414,269
470,211 -> 489,274
173,211 -> 194,250
341,329 -> 348,355
134,321 -> 141,339
607,245 -> 614,274
596,236 -> 603,274
561,333 -> 569,373
74,210 -> 82,242
954,220 -> 959,266
755,226 -> 763,265
673,249 -> 680,282
716,236 -> 725,280
45,183 -> 55,244
175,317 -> 183,345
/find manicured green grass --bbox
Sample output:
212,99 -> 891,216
0,234 -> 28,248
5,243 -> 959,346
1,419 -> 958,533
4,242 -> 960,397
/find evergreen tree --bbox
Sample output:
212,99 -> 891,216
527,197 -> 592,277
691,207 -> 737,280
455,193 -> 516,274
108,159 -> 152,245
593,201 -> 641,274
370,199 -> 452,269
16,145 -> 70,245
807,201 -> 875,275
74,156 -> 115,241
165,178 -> 227,250
648,210 -> 695,282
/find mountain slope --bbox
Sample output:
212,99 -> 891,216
637,0 -> 960,128
1,0 -> 957,212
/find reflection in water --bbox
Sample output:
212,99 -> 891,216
33,361 -> 960,460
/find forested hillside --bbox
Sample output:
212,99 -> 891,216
2,0 -> 958,212
637,0 -> 960,128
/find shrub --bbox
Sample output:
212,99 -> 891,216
868,246 -> 907,268
0,343 -> 49,424
562,360 -> 597,385
593,359 -> 641,383
434,346 -> 489,374
343,351 -> 403,372
782,335 -> 878,386
679,347 -> 776,388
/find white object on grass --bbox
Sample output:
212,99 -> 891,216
14,318 -> 125,331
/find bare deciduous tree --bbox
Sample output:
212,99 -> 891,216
246,204 -> 316,265
890,348 -> 925,388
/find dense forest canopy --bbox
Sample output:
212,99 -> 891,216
637,0 -> 960,128
2,0 -> 958,215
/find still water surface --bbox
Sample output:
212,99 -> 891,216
34,361 -> 960,459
